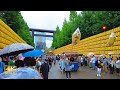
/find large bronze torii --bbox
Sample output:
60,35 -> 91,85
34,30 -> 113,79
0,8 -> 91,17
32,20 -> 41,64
29,28 -> 56,39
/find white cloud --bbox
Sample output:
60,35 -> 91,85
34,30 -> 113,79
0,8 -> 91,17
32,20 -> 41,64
21,11 -> 81,30
21,11 -> 70,30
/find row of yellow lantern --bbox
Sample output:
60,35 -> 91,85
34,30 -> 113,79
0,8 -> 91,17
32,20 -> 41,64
0,20 -> 26,43
54,27 -> 120,55
0,32 -> 17,43
54,47 -> 120,55
80,27 -> 120,44
0,43 -> 7,48
79,37 -> 108,46
78,34 -> 120,48
54,43 -> 120,55
0,19 -> 27,49
0,24 -> 21,43
78,45 -> 120,51
87,27 -> 120,40
0,37 -> 13,45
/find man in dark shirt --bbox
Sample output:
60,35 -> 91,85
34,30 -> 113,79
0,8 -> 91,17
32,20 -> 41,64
70,56 -> 74,62
40,59 -> 49,79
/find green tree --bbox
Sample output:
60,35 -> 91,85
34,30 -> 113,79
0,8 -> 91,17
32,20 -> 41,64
0,11 -> 7,23
60,18 -> 69,46
52,11 -> 81,48
69,11 -> 77,22
52,25 -> 61,49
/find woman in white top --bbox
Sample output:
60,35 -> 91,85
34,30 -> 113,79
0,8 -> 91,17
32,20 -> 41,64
115,57 -> 120,76
64,58 -> 71,79
59,57 -> 66,73
91,55 -> 96,69
80,56 -> 84,67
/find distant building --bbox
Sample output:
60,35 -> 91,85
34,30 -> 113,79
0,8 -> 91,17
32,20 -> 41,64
36,42 -> 46,51
34,32 -> 46,51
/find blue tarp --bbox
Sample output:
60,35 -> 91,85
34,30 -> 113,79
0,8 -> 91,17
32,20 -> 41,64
69,62 -> 79,71
0,62 -> 5,74
22,49 -> 44,57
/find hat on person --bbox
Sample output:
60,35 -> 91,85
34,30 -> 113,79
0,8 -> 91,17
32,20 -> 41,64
45,59 -> 48,61
18,54 -> 25,61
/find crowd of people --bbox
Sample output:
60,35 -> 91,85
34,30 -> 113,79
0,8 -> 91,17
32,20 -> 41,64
0,54 -> 55,79
0,54 -> 62,79
0,56 -> 43,79
0,53 -> 120,79
78,54 -> 120,77
58,54 -> 78,79
56,53 -> 120,78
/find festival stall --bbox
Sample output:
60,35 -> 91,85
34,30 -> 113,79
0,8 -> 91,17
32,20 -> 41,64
63,52 -> 79,71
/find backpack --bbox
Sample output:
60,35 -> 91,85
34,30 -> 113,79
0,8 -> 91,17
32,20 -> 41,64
9,60 -> 14,66
36,62 -> 40,69
95,60 -> 98,66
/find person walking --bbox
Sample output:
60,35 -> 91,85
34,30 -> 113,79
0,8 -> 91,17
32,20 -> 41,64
53,55 -> 56,65
14,60 -> 24,69
0,57 -> 5,74
108,55 -> 113,63
91,55 -> 96,70
80,56 -> 84,67
103,56 -> 108,73
84,56 -> 88,66
64,58 -> 71,79
35,57 -> 41,73
0,57 -> 43,79
109,58 -> 116,74
89,59 -> 92,68
8,56 -> 15,68
59,57 -> 66,73
96,58 -> 102,77
40,59 -> 49,79
48,57 -> 52,69
115,57 -> 120,76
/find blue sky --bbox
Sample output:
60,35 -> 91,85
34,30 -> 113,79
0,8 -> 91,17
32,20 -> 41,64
21,11 -> 81,48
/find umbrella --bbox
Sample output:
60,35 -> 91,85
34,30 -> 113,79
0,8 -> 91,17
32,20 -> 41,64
17,54 -> 25,60
22,49 -> 44,57
108,52 -> 114,55
99,54 -> 106,58
47,51 -> 54,56
87,52 -> 94,57
0,67 -> 43,79
0,43 -> 34,57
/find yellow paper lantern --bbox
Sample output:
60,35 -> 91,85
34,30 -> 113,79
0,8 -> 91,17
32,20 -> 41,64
107,32 -> 116,46
72,28 -> 81,45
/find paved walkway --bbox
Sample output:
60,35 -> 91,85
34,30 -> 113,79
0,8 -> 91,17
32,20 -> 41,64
49,61 -> 120,79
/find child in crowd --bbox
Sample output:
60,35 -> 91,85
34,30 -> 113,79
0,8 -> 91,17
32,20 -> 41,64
96,58 -> 102,77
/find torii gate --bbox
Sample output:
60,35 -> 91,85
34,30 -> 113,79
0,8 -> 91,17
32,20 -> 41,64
29,28 -> 56,39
